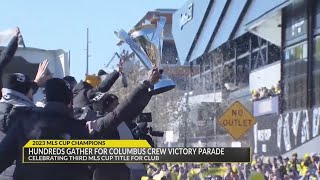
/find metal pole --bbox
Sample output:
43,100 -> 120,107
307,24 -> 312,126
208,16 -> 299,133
68,50 -> 71,76
214,117 -> 217,147
205,118 -> 209,147
86,28 -> 89,75
184,93 -> 189,147
184,62 -> 192,147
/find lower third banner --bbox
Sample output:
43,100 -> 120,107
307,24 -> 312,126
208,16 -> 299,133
22,140 -> 251,163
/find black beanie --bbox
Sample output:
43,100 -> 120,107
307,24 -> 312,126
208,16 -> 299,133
63,76 -> 76,84
2,73 -> 37,95
97,69 -> 107,76
45,78 -> 73,105
62,76 -> 77,89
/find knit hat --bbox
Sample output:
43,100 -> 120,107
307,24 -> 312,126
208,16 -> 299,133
62,76 -> 77,89
45,78 -> 73,105
2,73 -> 37,95
97,69 -> 107,76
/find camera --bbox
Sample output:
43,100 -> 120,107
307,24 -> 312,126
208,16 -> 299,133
148,127 -> 164,137
136,113 -> 152,123
133,113 -> 164,137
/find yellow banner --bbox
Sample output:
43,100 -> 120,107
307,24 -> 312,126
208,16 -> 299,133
23,140 -> 151,148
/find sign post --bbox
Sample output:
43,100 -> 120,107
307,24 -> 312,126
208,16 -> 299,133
218,101 -> 256,140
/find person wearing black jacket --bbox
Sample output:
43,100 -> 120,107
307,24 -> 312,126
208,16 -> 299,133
82,93 -> 137,180
0,27 -> 20,98
73,66 -> 123,109
0,68 -> 160,180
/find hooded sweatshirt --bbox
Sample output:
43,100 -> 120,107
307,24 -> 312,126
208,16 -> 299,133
0,88 -> 36,180
0,88 -> 36,107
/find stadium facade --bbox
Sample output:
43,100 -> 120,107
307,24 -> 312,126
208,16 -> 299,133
172,0 -> 320,157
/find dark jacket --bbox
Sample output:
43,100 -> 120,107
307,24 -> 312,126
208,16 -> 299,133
0,82 -> 152,180
0,36 -> 19,96
73,70 -> 120,108
0,88 -> 36,179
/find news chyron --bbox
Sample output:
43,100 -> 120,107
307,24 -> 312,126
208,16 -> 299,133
23,140 -> 251,163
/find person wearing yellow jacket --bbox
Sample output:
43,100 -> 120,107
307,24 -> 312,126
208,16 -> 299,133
288,153 -> 301,175
300,154 -> 311,174
168,164 -> 179,180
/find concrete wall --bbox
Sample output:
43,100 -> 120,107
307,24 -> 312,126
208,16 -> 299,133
283,136 -> 320,158
234,0 -> 289,39
249,61 -> 280,91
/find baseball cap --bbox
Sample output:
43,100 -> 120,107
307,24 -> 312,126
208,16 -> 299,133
2,73 -> 37,95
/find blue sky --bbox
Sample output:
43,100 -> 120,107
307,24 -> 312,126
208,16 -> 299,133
0,0 -> 186,81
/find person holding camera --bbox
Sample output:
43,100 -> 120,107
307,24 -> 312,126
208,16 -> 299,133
132,122 -> 155,148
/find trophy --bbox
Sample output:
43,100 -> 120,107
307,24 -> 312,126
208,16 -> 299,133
114,16 -> 175,95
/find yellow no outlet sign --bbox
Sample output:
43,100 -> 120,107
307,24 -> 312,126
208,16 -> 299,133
218,101 -> 256,140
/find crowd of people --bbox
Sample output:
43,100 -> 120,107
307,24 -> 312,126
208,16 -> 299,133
141,153 -> 320,180
251,82 -> 281,101
0,27 -> 161,180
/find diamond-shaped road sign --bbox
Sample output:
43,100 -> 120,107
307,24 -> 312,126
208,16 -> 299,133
218,101 -> 256,140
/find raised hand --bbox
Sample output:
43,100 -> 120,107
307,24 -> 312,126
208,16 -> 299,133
14,27 -> 21,37
117,64 -> 123,74
34,59 -> 51,87
147,68 -> 161,85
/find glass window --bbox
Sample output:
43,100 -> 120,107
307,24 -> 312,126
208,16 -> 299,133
236,57 -> 249,88
211,50 -> 223,66
162,41 -> 178,64
223,62 -> 235,85
282,42 -> 308,111
213,67 -> 223,91
314,37 -> 320,70
192,75 -> 201,91
315,0 -> 320,30
313,37 -> 320,106
268,44 -> 281,64
284,0 -> 307,44
203,57 -> 211,71
204,72 -> 213,91
251,49 -> 267,70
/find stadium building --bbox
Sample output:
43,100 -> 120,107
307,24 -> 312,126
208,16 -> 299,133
172,0 -> 320,157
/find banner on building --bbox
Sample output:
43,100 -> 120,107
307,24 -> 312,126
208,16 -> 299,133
253,107 -> 320,155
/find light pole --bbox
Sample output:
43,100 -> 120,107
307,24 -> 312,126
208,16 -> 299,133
206,117 -> 213,147
214,117 -> 217,147
183,91 -> 192,147
86,28 -> 89,75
